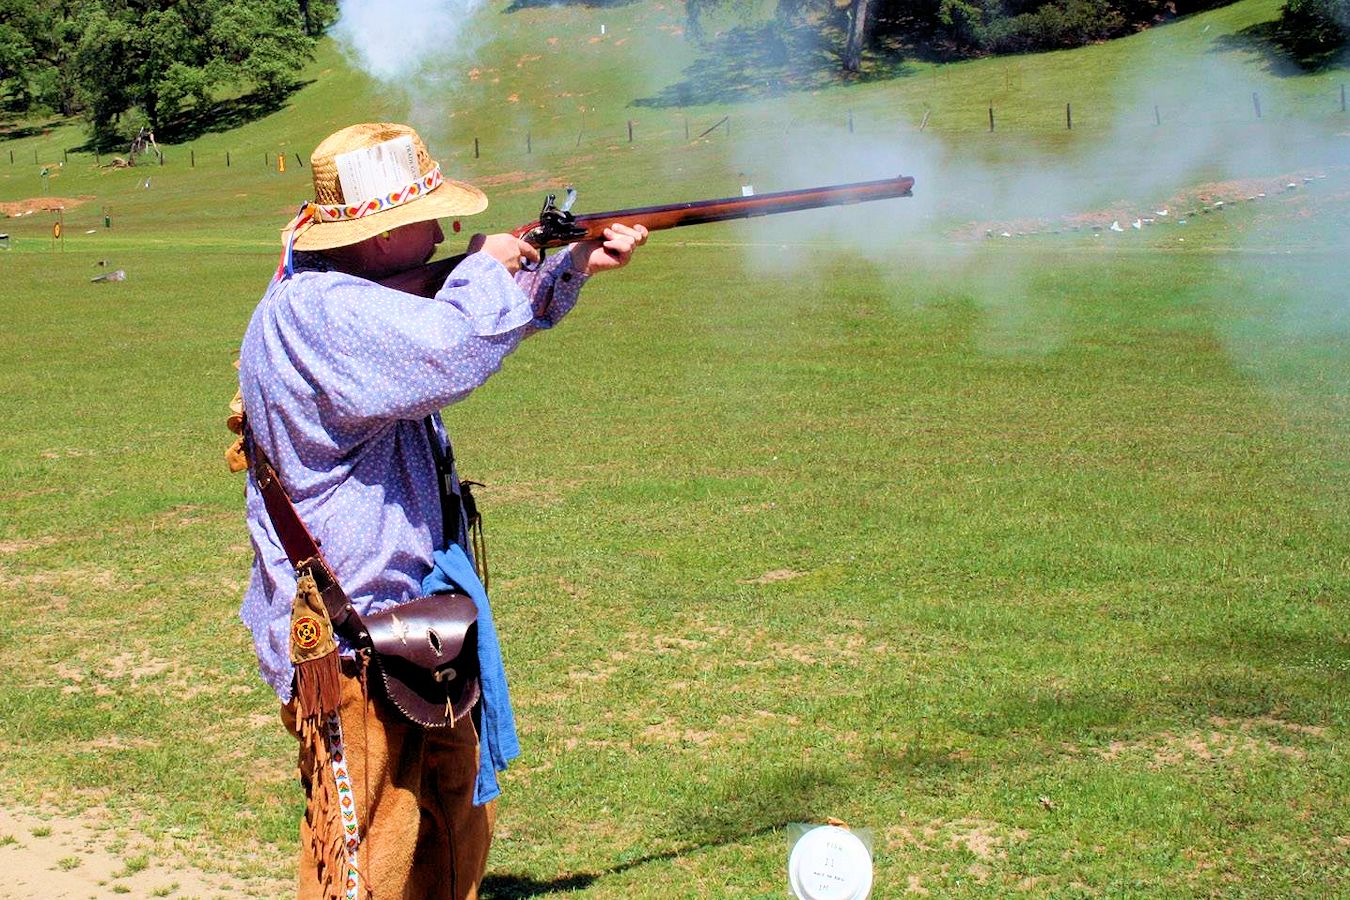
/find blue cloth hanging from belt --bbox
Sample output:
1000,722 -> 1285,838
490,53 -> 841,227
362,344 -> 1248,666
422,543 -> 520,805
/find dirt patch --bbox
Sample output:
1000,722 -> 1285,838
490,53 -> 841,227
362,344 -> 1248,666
0,565 -> 120,594
467,477 -> 580,507
883,816 -> 1030,858
1098,724 -> 1311,767
638,720 -> 718,746
0,536 -> 61,555
0,196 -> 95,217
469,170 -> 547,189
0,805 -> 287,899
949,822 -> 1029,861
1208,715 -> 1327,737
740,568 -> 808,585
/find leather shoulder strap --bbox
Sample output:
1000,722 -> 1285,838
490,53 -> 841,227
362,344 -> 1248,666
245,426 -> 368,646
249,437 -> 322,567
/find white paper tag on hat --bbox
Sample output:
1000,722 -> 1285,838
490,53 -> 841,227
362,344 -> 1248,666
334,136 -> 419,205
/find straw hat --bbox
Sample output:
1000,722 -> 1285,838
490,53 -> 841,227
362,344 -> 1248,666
289,122 -> 487,252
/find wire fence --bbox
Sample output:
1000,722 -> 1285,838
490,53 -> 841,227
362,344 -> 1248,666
3,82 -> 1347,174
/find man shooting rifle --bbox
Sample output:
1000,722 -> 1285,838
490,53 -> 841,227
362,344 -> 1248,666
233,122 -> 645,900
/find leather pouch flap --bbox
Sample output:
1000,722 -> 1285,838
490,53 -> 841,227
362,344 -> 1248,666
366,593 -> 477,670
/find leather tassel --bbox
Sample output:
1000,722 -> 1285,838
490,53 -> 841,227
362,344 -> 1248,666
295,647 -> 343,722
291,571 -> 343,719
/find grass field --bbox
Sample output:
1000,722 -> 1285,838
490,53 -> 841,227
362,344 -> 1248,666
0,0 -> 1347,896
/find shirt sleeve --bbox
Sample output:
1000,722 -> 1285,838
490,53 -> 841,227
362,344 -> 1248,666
280,252 -> 577,425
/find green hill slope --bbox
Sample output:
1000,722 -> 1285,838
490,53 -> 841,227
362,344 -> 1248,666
0,0 -> 1344,250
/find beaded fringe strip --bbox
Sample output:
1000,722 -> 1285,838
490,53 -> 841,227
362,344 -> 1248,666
326,712 -> 362,900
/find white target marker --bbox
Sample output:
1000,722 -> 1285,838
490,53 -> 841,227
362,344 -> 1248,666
788,825 -> 873,900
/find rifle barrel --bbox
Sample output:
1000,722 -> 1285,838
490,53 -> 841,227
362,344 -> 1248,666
381,175 -> 916,297
517,174 -> 915,248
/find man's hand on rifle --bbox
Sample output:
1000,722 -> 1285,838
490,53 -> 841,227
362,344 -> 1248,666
568,224 -> 648,276
475,233 -> 541,274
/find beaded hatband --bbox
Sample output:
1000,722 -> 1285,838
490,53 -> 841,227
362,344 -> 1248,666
312,166 -> 444,222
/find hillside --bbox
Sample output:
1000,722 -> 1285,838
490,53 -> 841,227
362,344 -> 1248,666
0,0 -> 1345,251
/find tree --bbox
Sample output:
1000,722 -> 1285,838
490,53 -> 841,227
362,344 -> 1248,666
842,0 -> 877,71
70,0 -> 318,145
1279,0 -> 1349,54
298,0 -> 339,37
0,0 -> 80,114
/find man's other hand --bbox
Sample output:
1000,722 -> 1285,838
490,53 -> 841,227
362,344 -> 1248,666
568,224 -> 648,276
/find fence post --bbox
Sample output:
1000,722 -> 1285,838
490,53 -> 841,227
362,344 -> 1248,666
159,152 -> 164,166
34,149 -> 38,164
226,151 -> 231,167
684,117 -> 690,141
1154,104 -> 1161,126
988,105 -> 995,132
9,149 -> 12,164
264,152 -> 269,168
526,131 -> 531,154
1252,92 -> 1261,119
474,137 -> 480,159
1066,102 -> 1072,130
848,109 -> 854,133
296,152 -> 304,167
627,120 -> 633,142
63,150 -> 68,164
191,149 -> 195,168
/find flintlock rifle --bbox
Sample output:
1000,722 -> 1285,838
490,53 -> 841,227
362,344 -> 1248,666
381,175 -> 915,298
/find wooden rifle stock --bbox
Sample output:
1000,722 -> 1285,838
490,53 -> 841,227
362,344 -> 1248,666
380,174 -> 915,298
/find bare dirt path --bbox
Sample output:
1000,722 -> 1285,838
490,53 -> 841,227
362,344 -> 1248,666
0,806 -> 288,899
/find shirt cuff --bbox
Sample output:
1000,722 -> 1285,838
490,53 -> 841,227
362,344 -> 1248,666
517,249 -> 589,330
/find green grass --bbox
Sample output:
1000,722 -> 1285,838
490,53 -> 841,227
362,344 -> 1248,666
0,0 -> 1346,896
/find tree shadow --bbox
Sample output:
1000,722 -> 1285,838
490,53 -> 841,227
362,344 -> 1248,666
0,123 -> 51,141
67,81 -> 314,152
482,765 -> 848,898
502,0 -> 640,12
1213,20 -> 1350,75
157,81 -> 314,144
632,22 -> 915,109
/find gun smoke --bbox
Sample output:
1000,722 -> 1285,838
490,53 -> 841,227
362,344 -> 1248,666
333,0 -> 488,81
331,1 -> 1346,395
721,46 -> 1348,389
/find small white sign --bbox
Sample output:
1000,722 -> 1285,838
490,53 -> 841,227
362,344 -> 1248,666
741,185 -> 755,197
335,135 -> 419,205
788,826 -> 872,900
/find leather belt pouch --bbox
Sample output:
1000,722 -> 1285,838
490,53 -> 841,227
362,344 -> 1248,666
364,593 -> 481,728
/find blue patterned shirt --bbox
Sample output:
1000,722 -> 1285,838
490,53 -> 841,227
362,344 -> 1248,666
238,249 -> 586,701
